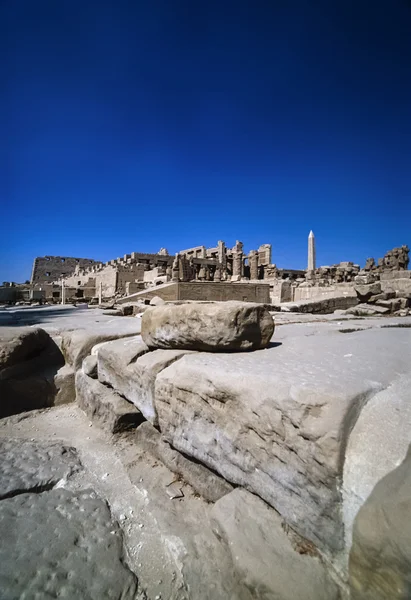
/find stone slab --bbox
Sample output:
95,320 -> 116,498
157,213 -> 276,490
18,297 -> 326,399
76,369 -> 144,433
53,364 -> 76,405
155,327 -> 411,557
343,373 -> 411,559
349,445 -> 411,600
211,488 -> 340,600
281,296 -> 358,314
135,422 -> 233,502
0,438 -> 81,500
346,303 -> 390,316
0,488 -> 138,599
82,354 -> 98,378
61,319 -> 142,369
97,337 -> 192,424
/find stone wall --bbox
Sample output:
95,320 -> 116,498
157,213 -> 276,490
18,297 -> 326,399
379,271 -> 411,295
30,256 -> 98,284
282,295 -> 358,314
293,283 -> 357,302
117,282 -> 271,304
177,282 -> 270,303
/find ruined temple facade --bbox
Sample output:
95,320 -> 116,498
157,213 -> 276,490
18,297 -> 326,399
29,241 -> 303,303
27,239 -> 410,305
30,256 -> 98,285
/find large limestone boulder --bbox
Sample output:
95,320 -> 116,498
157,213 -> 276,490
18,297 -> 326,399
141,301 -> 275,351
349,444 -> 411,600
346,303 -> 390,316
155,327 -> 411,557
211,488 -> 340,600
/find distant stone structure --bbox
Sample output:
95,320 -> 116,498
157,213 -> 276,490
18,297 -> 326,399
30,256 -> 98,285
364,245 -> 410,272
23,238 -> 409,307
308,231 -> 316,271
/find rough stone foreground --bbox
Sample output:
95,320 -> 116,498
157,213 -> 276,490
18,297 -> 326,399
0,489 -> 139,600
155,326 -> 411,556
0,438 -> 81,499
349,444 -> 411,600
211,488 -> 340,600
0,405 -> 339,600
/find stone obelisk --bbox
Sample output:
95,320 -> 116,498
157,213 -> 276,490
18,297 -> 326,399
308,230 -> 316,271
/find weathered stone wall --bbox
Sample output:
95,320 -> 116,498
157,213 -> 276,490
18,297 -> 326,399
30,256 -> 97,284
269,281 -> 293,304
293,283 -> 357,302
116,265 -> 146,294
282,295 -> 358,314
117,282 -> 271,304
117,283 -> 179,304
177,282 -> 270,303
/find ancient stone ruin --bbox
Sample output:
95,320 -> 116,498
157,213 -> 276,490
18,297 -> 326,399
1,291 -> 411,599
2,234 -> 409,318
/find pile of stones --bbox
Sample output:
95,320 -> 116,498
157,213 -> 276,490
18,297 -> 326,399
349,280 -> 410,317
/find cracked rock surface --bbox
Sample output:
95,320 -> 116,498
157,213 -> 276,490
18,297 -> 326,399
0,438 -> 81,499
0,488 -> 139,600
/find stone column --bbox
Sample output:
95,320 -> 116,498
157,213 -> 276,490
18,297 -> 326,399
98,281 -> 102,304
217,240 -> 227,277
232,241 -> 244,279
61,280 -> 65,305
172,254 -> 180,282
249,251 -> 259,280
308,231 -> 316,271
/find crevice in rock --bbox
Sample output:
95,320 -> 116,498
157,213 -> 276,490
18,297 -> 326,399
0,481 -> 57,501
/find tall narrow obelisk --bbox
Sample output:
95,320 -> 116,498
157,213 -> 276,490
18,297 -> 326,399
308,230 -> 316,271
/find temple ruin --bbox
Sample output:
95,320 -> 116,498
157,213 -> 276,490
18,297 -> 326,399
1,235 -> 409,308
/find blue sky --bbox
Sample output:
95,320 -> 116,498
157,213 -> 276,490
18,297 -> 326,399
1,0 -> 410,282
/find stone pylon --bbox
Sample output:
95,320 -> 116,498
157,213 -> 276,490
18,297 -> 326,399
308,230 -> 316,271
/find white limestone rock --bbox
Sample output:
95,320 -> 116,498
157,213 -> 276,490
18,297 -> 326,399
61,320 -> 142,369
349,444 -> 411,600
141,301 -> 275,351
97,336 -> 192,425
211,488 -> 340,600
76,370 -> 144,433
155,327 -> 411,557
53,364 -> 76,405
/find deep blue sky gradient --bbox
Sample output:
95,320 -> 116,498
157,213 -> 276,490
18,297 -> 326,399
1,0 -> 410,282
